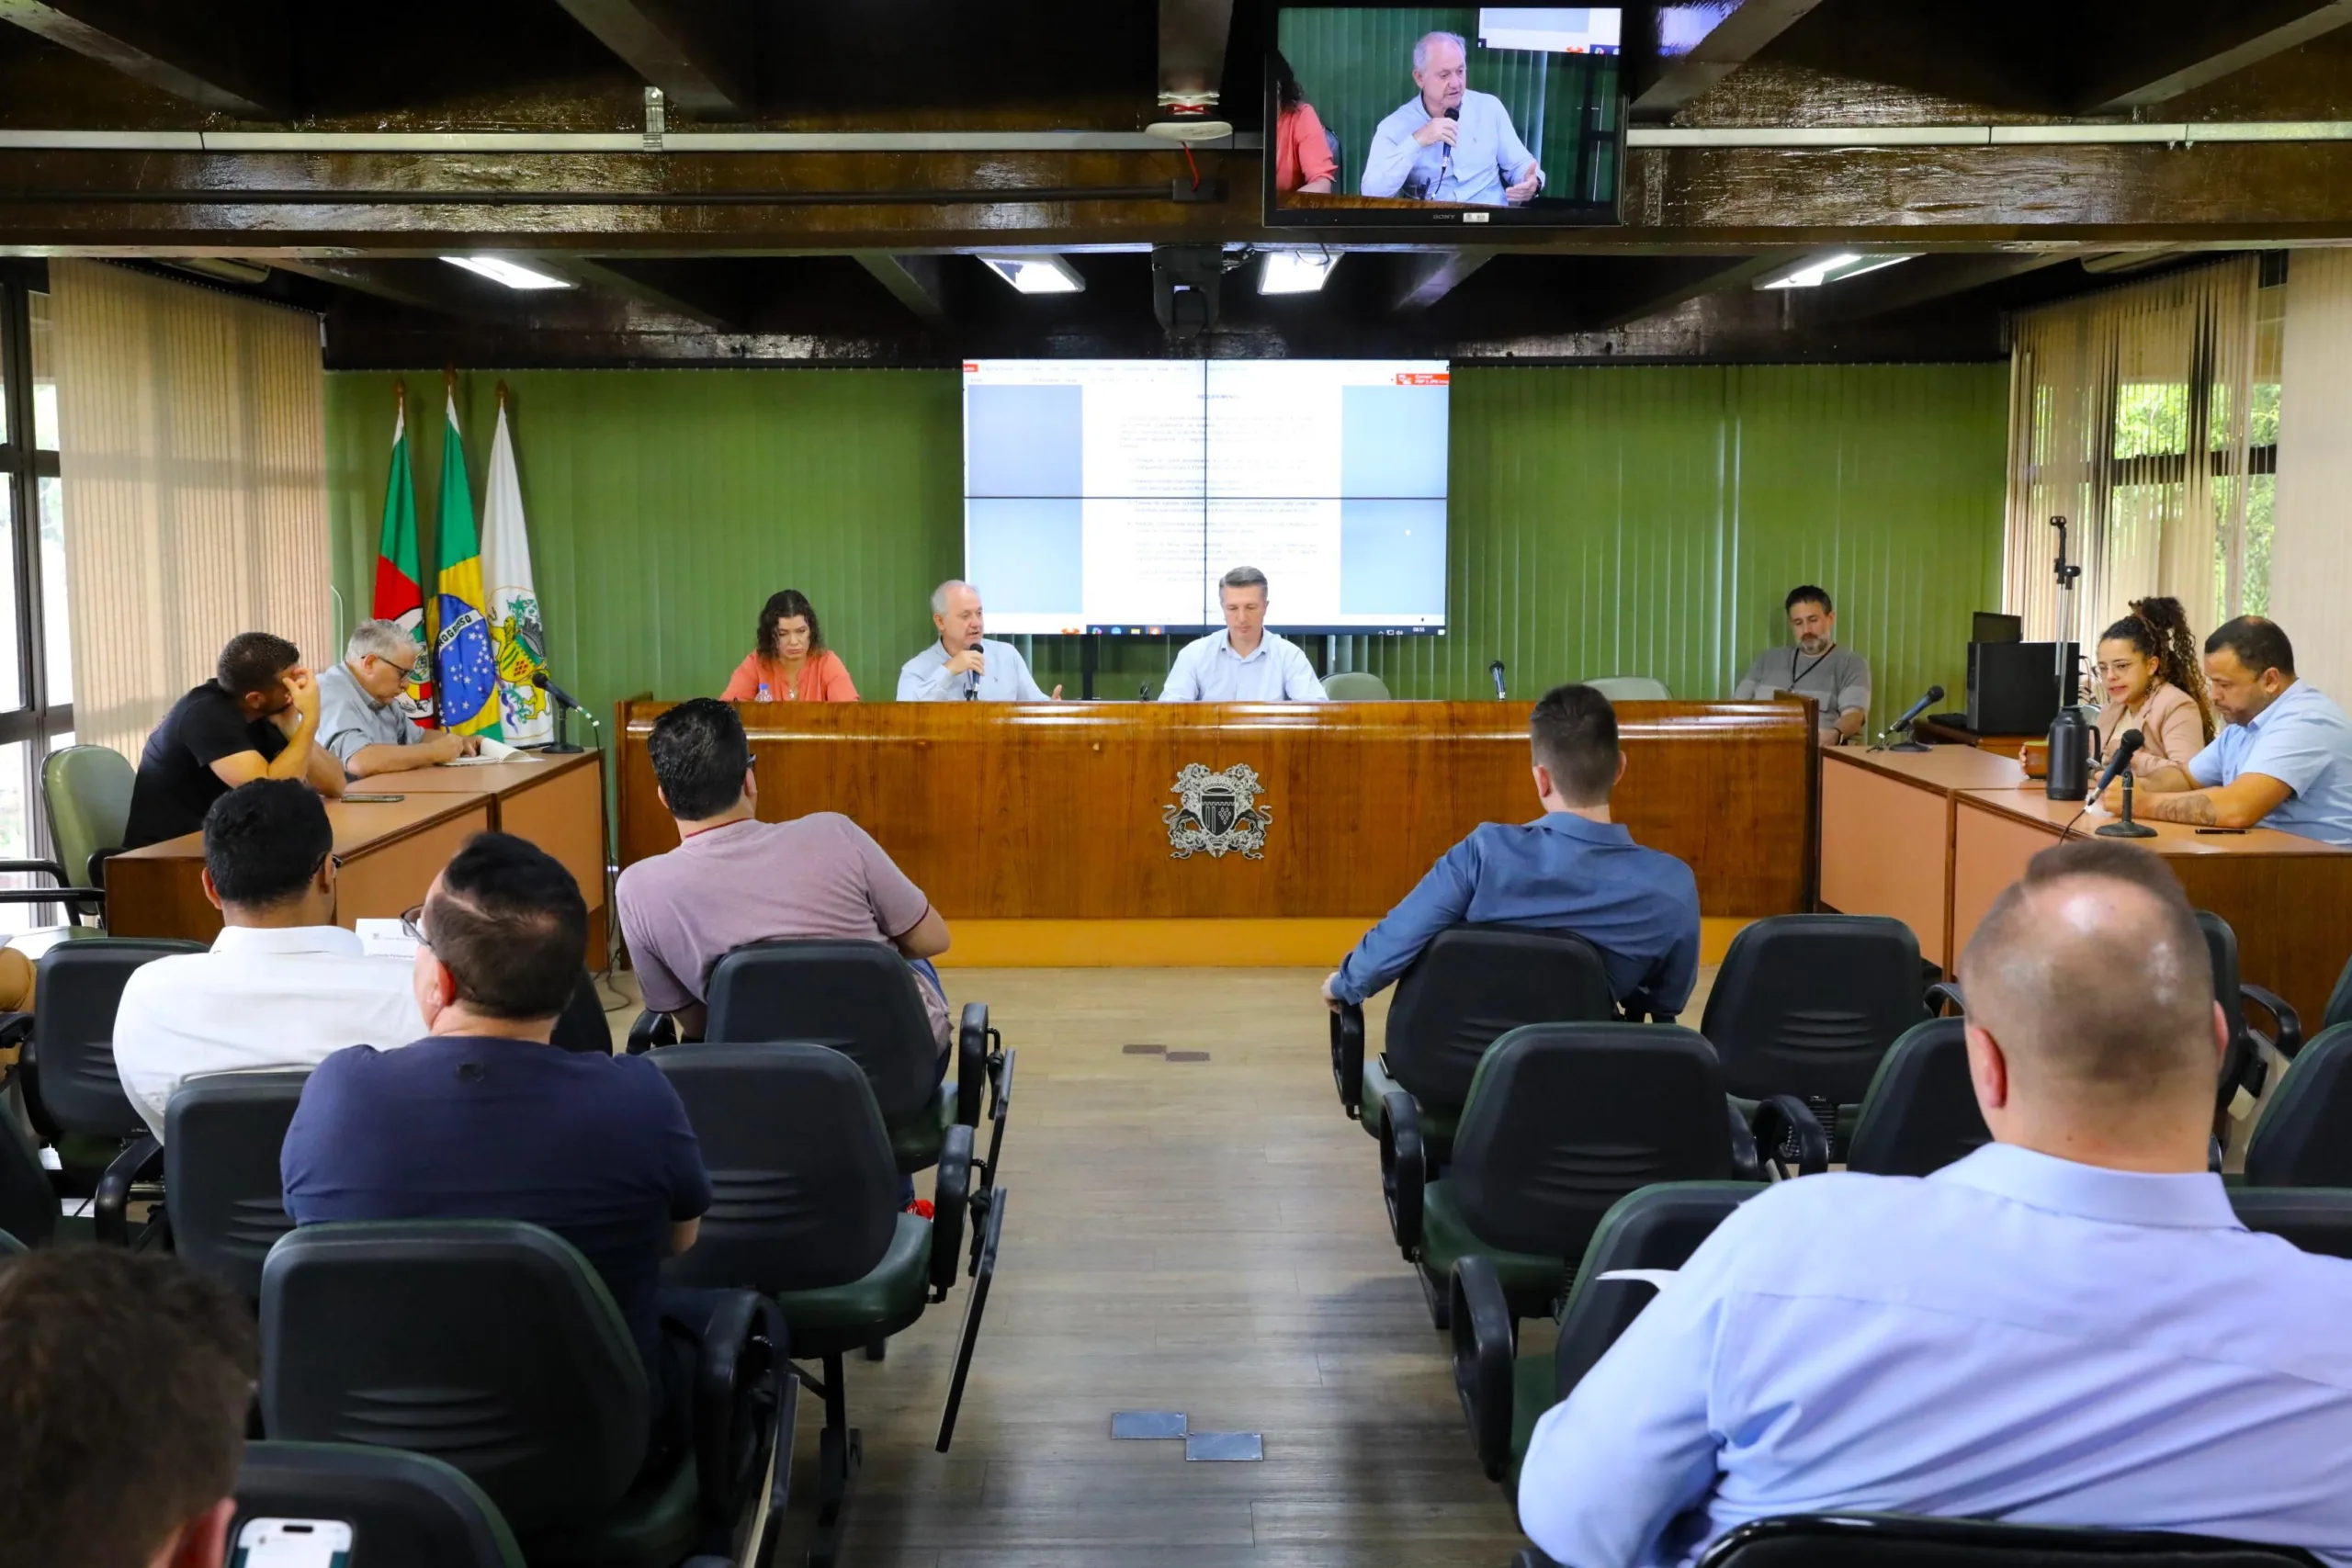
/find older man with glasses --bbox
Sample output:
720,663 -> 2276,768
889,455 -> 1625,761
317,618 -> 480,776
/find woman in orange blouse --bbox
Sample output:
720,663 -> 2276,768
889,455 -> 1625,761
1271,51 -> 1338,195
719,589 -> 859,703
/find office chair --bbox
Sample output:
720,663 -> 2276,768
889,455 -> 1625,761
1323,671 -> 1391,700
2321,951 -> 2352,1034
1584,675 -> 1671,702
2199,911 -> 2302,1114
1685,1515 -> 2321,1567
1758,1017 -> 1990,1180
1381,1024 -> 1784,1327
235,1442 -> 526,1568
2230,1185 -> 2352,1260
652,1042 -> 1003,1568
552,968 -> 616,1054
31,744 -> 133,926
0,1100 -> 62,1247
2241,1023 -> 2352,1189
261,1220 -> 792,1568
164,1069 -> 305,1299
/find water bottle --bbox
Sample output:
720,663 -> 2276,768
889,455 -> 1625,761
2045,706 -> 2090,801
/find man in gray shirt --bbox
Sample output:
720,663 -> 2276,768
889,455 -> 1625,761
317,619 -> 478,776
1733,585 -> 1871,746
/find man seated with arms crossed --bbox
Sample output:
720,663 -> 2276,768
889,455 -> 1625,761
113,779 -> 424,1141
0,1248 -> 256,1568
317,618 -> 480,776
897,580 -> 1062,702
1321,683 -> 1701,1021
124,631 -> 345,849
1519,839 -> 2352,1567
1732,585 -> 1870,747
2112,615 -> 2352,844
1159,566 -> 1328,702
282,833 -> 713,1471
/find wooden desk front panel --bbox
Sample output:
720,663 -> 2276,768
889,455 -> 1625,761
1820,759 -> 1953,966
392,753 -> 608,912
617,700 -> 1815,919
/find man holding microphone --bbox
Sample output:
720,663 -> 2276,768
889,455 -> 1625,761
896,581 -> 1062,702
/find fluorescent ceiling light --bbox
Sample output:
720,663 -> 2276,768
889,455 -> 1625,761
1259,251 -> 1340,294
980,255 -> 1086,295
1757,252 -> 1919,289
441,255 -> 576,290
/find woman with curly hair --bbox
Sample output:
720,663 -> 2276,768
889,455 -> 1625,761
719,589 -> 859,703
2091,595 -> 2213,775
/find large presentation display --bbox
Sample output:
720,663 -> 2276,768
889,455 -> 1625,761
963,359 -> 1450,635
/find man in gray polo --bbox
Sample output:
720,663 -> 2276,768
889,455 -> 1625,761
317,620 -> 478,776
1733,585 -> 1871,746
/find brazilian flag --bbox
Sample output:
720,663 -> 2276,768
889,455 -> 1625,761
433,389 -> 503,739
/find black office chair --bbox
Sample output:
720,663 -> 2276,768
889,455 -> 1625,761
2321,951 -> 2352,1035
235,1442 -> 526,1568
164,1069 -> 305,1299
1687,1514 -> 2321,1567
1455,1180 -> 1762,1492
1758,1017 -> 1990,1180
1332,924 -> 1620,1164
2241,1023 -> 2352,1188
1382,1024 -> 1785,1327
2200,911 -> 2304,1115
261,1219 -> 792,1568
2231,1186 -> 2352,1260
654,1041 -> 1005,1568
552,969 -> 617,1055
0,1100 -> 63,1247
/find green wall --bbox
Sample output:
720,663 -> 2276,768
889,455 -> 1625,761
326,362 -> 2005,753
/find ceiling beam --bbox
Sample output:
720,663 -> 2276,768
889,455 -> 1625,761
2080,0 -> 2352,111
513,254 -> 739,330
0,0 -> 289,117
1391,249 -> 1495,310
854,254 -> 951,325
265,257 -> 524,327
1804,252 -> 2075,324
1587,250 -> 1808,328
549,0 -> 755,118
1630,0 -> 1832,122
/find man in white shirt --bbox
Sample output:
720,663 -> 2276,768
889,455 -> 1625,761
1159,567 -> 1329,703
113,778 -> 423,1141
1361,31 -> 1544,206
896,580 -> 1063,703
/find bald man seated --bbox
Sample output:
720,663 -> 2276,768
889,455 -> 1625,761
1517,839 -> 2352,1567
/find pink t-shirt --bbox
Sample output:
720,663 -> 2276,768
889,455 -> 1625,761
615,813 -> 948,1047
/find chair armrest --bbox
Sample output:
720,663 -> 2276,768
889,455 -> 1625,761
0,859 -> 66,884
1749,1095 -> 1830,1179
0,1010 -> 29,1093
625,1010 -> 675,1055
693,1289 -> 790,1530
1449,1255 -> 1518,1483
1381,1090 -> 1426,1257
956,1002 -> 987,1127
1925,980 -> 1966,1017
930,1123 -> 976,1301
2242,981 -> 2304,1064
1724,1099 -> 1762,1183
1330,1002 -> 1366,1118
94,1134 -> 164,1247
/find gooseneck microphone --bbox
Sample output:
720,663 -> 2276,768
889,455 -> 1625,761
530,670 -> 583,712
2092,729 -> 2159,839
529,671 -> 591,755
1488,660 -> 1507,700
1883,683 -> 1945,752
2090,728 -> 2144,803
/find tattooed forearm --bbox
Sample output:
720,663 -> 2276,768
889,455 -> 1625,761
2144,791 -> 2219,826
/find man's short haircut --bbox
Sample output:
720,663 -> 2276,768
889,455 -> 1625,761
2205,615 -> 2296,679
1530,683 -> 1621,807
648,698 -> 752,822
424,832 -> 586,1021
1220,565 -> 1269,598
1413,29 -> 1467,71
1785,585 -> 1833,615
0,1247 -> 255,1568
216,631 -> 300,696
345,618 -> 414,665
931,579 -> 976,616
203,779 -> 332,908
1961,839 -> 2213,1100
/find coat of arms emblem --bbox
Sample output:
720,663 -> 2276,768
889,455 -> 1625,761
1164,763 -> 1271,860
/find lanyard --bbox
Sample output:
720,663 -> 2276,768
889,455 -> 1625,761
1791,643 -> 1838,691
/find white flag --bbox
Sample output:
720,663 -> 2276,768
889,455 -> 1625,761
481,395 -> 554,746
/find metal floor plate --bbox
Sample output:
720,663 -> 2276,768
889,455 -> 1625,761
1111,1410 -> 1188,1439
1184,1431 -> 1263,1461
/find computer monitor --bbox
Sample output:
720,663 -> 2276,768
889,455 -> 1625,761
1972,611 -> 2024,644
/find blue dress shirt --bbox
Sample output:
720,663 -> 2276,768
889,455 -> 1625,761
1520,1145 -> 2352,1568
1361,89 -> 1540,206
896,637 -> 1051,703
1332,812 -> 1701,1014
2186,679 -> 2352,846
1159,630 -> 1328,703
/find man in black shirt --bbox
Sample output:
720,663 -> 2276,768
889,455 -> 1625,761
123,632 -> 345,850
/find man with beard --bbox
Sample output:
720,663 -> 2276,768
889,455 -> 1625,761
1733,585 -> 1871,747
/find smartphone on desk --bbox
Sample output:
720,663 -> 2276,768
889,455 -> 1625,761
342,793 -> 405,804
2194,827 -> 2248,835
231,1517 -> 352,1568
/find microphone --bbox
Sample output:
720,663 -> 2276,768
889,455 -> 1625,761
2091,728 -> 2144,802
1437,104 -> 1459,193
1883,683 -> 1944,752
530,670 -> 593,755
965,669 -> 979,701
530,671 -> 583,712
1488,660 -> 1507,700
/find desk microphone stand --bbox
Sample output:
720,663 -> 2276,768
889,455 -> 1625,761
1886,718 -> 1930,753
2095,769 -> 2159,839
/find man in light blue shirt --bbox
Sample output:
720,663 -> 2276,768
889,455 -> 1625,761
1159,567 -> 1328,703
1322,683 -> 1700,1018
896,580 -> 1061,703
1519,838 -> 2352,1568
1361,31 -> 1544,207
2120,615 -> 2352,845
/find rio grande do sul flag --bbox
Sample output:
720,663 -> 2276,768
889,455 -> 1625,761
433,387 -> 503,739
372,382 -> 435,726
481,387 -> 552,745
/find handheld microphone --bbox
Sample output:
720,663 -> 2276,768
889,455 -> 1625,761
2091,728 -> 2144,802
530,671 -> 583,712
1488,660 -> 1507,700
1438,104 -> 1459,192
965,669 -> 979,701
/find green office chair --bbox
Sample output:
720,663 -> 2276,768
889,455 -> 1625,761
1584,676 -> 1670,702
1324,671 -> 1391,700
42,745 -> 132,917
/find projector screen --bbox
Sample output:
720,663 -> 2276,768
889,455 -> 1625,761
963,359 -> 1450,635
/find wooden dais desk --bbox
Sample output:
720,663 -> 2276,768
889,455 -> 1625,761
1820,746 -> 2028,971
1915,717 -> 2041,759
373,750 -> 608,958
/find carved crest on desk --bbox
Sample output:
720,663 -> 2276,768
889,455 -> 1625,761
1165,763 -> 1270,860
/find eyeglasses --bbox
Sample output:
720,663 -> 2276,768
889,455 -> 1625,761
399,902 -> 430,948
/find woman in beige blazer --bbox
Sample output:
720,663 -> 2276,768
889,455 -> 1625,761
2092,595 -> 2216,775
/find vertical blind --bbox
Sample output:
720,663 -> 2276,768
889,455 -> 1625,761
50,261 -> 331,761
2273,248 -> 2352,706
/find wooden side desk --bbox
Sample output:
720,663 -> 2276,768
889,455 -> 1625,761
1951,788 -> 2352,1025
1915,717 -> 2041,759
108,795 -> 494,944
1820,746 -> 2028,971
375,750 -> 608,960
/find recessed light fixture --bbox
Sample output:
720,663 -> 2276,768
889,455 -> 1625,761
441,255 -> 576,290
1757,252 -> 1919,289
1259,251 -> 1340,295
979,255 -> 1086,295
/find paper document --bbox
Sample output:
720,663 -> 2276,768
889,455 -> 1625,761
354,919 -> 420,960
444,735 -> 530,765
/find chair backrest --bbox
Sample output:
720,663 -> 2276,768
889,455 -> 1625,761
1701,915 -> 1926,1104
234,1442 -> 526,1568
164,1069 -> 306,1299
2324,951 -> 2352,1034
1384,924 -> 1619,1108
651,1041 -> 901,1295
1448,1023 -> 1736,1259
30,937 -> 206,1136
2196,909 -> 2260,1103
1696,1513 -> 2320,1567
549,970 -> 611,1055
1552,1180 -> 1761,1404
0,1104 -> 55,1247
2231,1187 -> 2352,1262
2244,1023 -> 2352,1188
704,939 -> 940,1126
41,745 -> 133,888
1584,675 -> 1671,703
1843,1018 -> 1991,1177
1324,671 -> 1391,700
260,1220 -> 650,1540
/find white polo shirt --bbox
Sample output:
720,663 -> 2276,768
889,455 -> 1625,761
112,924 -> 425,1141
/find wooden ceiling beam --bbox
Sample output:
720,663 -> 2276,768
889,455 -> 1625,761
854,253 -> 952,324
508,254 -> 740,331
0,0 -> 289,117
1629,0 -> 1833,123
1391,249 -> 1495,310
1804,251 -> 2075,324
2081,0 -> 2352,111
1585,250 -> 1809,328
549,0 -> 755,118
